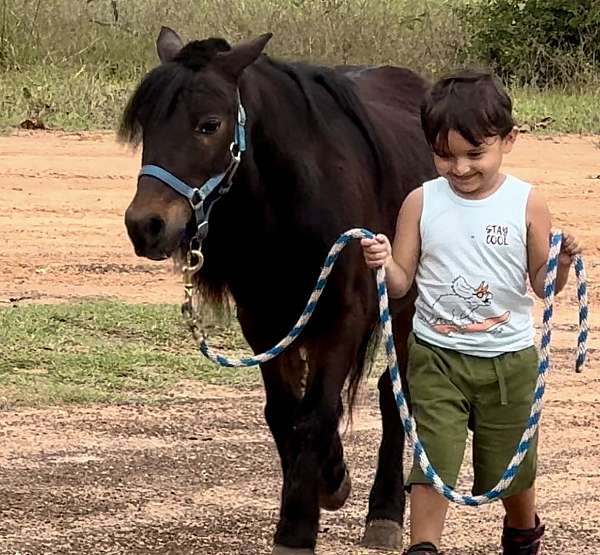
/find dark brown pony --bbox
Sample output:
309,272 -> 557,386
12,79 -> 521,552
121,27 -> 436,554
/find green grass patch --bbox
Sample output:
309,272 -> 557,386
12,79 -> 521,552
0,301 -> 259,408
1,0 -> 465,131
0,66 -> 137,131
512,87 -> 600,134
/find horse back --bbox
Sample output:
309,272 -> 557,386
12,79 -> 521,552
343,65 -> 429,118
340,65 -> 436,228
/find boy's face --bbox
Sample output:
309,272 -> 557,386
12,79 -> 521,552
433,129 -> 517,197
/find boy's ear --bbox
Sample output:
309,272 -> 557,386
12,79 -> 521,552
502,127 -> 518,153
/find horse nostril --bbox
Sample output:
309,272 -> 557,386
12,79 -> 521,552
147,216 -> 165,238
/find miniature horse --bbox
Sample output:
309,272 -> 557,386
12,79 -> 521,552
121,27 -> 436,553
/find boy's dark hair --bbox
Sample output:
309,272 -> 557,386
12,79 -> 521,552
421,70 -> 515,154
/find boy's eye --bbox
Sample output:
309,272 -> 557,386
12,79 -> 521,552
468,152 -> 484,159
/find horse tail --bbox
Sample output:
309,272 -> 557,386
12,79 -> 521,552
346,323 -> 381,415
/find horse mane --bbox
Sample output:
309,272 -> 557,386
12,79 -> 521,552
262,57 -> 388,184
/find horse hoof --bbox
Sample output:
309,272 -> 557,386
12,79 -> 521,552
272,545 -> 315,554
319,469 -> 351,511
361,519 -> 403,551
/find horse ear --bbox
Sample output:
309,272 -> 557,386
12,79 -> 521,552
215,33 -> 273,79
157,26 -> 184,64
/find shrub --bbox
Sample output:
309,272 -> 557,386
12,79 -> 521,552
462,0 -> 600,86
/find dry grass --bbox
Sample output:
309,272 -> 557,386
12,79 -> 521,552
0,0 -> 597,132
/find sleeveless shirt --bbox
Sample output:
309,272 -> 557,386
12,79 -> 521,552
413,175 -> 534,356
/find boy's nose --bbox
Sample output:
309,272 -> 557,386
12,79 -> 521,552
453,160 -> 471,175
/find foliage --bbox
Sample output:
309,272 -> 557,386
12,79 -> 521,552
0,0 -> 597,132
462,0 -> 600,86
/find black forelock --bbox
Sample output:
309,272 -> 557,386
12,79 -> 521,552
174,38 -> 232,70
118,37 -> 232,144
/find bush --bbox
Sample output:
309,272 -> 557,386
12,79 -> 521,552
462,0 -> 600,86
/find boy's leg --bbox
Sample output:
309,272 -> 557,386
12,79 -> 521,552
410,485 -> 449,548
502,486 -> 536,528
502,487 -> 544,554
470,347 -> 543,554
471,346 -> 540,498
405,335 -> 471,552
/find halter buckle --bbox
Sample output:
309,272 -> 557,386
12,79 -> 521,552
190,188 -> 203,208
230,142 -> 241,163
195,220 -> 209,242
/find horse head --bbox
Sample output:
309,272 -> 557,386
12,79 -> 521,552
121,27 -> 271,261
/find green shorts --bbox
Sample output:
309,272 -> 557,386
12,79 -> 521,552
406,333 -> 539,497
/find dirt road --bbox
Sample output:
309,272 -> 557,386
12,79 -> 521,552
0,132 -> 599,554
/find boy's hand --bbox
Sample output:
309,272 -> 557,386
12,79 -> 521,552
360,234 -> 392,269
558,233 -> 582,266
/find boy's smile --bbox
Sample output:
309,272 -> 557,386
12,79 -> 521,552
433,129 -> 517,199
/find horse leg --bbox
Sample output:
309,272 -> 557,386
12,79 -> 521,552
274,321 -> 363,553
263,351 -> 319,555
261,347 -> 310,475
318,397 -> 352,512
361,370 -> 406,550
363,308 -> 412,551
273,382 -> 341,552
318,327 -> 374,511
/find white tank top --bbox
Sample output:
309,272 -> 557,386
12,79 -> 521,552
413,175 -> 534,356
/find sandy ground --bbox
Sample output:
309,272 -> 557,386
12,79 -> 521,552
0,131 -> 599,554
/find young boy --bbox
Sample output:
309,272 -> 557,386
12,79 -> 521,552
361,71 -> 581,554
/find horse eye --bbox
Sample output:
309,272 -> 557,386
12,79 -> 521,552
196,119 -> 221,135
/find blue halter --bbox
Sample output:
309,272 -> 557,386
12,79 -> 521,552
138,92 -> 247,242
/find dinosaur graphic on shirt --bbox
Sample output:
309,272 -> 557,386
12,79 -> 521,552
422,276 -> 511,335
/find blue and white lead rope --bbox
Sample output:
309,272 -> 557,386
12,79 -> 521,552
199,228 -> 588,505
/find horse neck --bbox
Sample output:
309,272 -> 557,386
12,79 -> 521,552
200,66 -> 309,261
252,59 -> 354,160
225,62 -> 326,222
199,64 -> 336,299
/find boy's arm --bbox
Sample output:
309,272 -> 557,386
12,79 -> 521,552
386,188 -> 422,298
526,189 -> 570,298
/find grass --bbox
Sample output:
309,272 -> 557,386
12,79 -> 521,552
0,301 -> 260,408
0,0 -> 598,133
0,0 -> 467,72
0,66 -> 135,131
0,0 -> 466,132
512,87 -> 600,135
2,67 -> 598,134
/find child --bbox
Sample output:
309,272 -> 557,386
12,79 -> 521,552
361,70 -> 582,554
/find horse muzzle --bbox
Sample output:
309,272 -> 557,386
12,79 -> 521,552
124,205 -> 186,261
